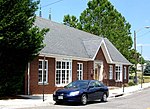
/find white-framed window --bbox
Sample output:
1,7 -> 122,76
124,66 -> 127,79
56,60 -> 72,86
38,59 -> 48,84
109,65 -> 113,80
77,63 -> 83,80
115,65 -> 122,81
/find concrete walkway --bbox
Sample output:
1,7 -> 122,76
0,82 -> 150,109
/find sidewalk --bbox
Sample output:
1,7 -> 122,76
109,82 -> 150,98
0,82 -> 150,109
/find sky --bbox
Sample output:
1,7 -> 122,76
36,0 -> 150,61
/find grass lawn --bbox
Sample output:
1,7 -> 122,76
128,72 -> 150,86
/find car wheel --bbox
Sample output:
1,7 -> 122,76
101,93 -> 107,102
81,94 -> 87,105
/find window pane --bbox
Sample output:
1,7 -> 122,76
77,64 -> 79,70
39,61 -> 42,69
38,70 -> 42,82
66,70 -> 69,83
62,62 -> 65,69
56,60 -> 71,85
44,61 -> 47,69
43,70 -> 46,82
57,61 -> 61,69
67,62 -> 69,69
80,64 -> 82,70
62,70 -> 65,84
56,70 -> 61,84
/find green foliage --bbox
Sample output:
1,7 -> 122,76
128,81 -> 136,86
63,0 -> 133,63
0,0 -> 48,96
144,62 -> 150,75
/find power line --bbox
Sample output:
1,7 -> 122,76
138,31 -> 150,38
42,0 -> 64,8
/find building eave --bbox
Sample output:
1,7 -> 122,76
39,53 -> 92,61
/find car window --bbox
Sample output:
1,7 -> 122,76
95,81 -> 101,87
89,81 -> 95,87
94,80 -> 105,87
65,81 -> 89,89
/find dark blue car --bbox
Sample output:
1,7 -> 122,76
53,80 -> 109,105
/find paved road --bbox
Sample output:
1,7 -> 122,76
22,88 -> 150,109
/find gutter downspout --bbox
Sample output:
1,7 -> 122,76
27,62 -> 30,95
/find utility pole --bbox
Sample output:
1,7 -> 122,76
39,4 -> 42,17
134,30 -> 138,84
43,55 -> 46,102
49,8 -> 51,20
133,26 -> 150,84
141,45 -> 143,88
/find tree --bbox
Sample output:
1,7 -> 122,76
144,61 -> 150,75
63,0 -> 133,61
0,0 -> 48,96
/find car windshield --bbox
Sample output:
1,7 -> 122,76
65,81 -> 89,89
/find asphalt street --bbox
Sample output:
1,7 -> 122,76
21,87 -> 150,109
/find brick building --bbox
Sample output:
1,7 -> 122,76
25,17 -> 131,95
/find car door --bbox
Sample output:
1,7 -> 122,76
87,81 -> 97,101
94,81 -> 104,100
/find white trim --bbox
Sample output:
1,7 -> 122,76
109,61 -> 132,66
94,61 -> 103,81
92,39 -> 112,63
38,59 -> 48,84
92,40 -> 103,60
27,62 -> 30,95
77,63 -> 83,80
115,64 -> 123,82
102,40 -> 113,63
39,53 -> 91,61
109,65 -> 113,80
55,59 -> 72,87
124,66 -> 127,79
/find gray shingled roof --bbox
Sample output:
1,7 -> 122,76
104,38 -> 131,64
35,17 -> 131,65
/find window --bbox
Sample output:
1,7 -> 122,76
56,60 -> 72,86
124,66 -> 127,79
115,65 -> 122,81
77,63 -> 83,80
109,65 -> 113,80
38,59 -> 48,84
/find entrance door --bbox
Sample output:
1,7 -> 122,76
94,61 -> 103,81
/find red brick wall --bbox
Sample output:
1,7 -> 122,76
87,61 -> 94,80
107,64 -> 116,86
25,53 -> 130,94
28,56 -> 57,94
72,60 -> 89,81
122,65 -> 129,83
95,47 -> 109,85
94,47 -> 130,87
25,57 -> 94,94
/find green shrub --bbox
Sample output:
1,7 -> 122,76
128,81 -> 135,86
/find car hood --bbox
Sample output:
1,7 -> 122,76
57,88 -> 80,94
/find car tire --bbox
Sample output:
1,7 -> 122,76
81,94 -> 87,105
101,93 -> 107,102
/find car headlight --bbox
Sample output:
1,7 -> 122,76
69,91 -> 80,96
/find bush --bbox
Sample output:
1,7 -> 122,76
128,81 -> 135,86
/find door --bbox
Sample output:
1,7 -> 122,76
88,81 -> 97,100
94,61 -> 103,81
